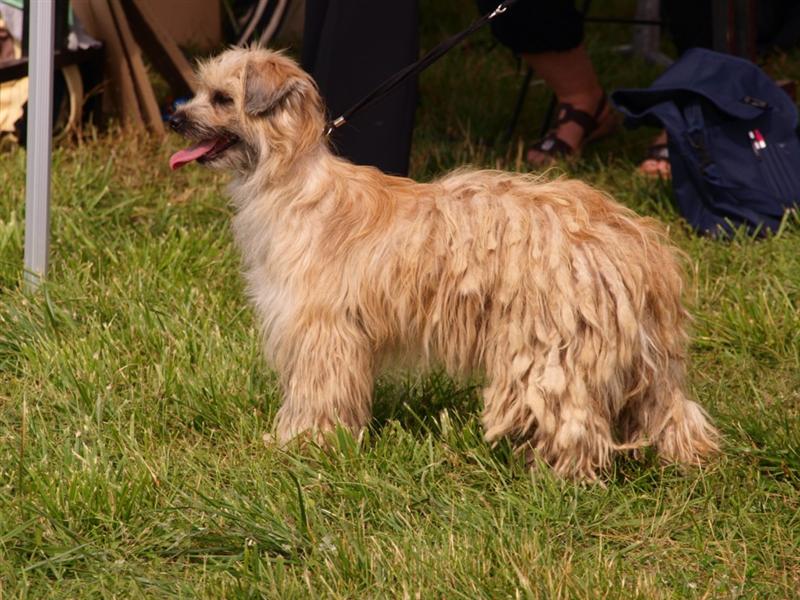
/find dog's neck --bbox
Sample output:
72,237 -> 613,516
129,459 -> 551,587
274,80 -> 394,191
228,141 -> 336,209
227,141 -> 349,279
233,133 -> 410,208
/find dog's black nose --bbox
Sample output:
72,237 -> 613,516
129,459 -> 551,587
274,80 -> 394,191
169,111 -> 187,133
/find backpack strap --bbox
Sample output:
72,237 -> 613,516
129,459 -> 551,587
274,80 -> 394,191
684,103 -> 713,173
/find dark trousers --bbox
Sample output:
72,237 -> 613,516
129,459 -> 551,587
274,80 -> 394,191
475,0 -> 584,54
303,1 -> 419,176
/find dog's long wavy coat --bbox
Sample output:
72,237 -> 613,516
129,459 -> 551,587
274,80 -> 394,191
170,48 -> 718,480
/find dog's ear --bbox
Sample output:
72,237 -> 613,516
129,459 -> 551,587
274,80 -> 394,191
243,58 -> 299,117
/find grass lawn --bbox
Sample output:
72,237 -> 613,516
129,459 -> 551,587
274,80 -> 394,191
2,1 -> 799,597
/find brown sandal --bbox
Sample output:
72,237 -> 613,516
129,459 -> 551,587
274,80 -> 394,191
527,93 -> 618,167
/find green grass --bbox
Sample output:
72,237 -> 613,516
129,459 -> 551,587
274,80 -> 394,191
2,2 -> 800,597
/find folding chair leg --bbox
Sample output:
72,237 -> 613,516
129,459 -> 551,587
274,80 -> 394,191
504,65 -> 533,141
540,94 -> 557,137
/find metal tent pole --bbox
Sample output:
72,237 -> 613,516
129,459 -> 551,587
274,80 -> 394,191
23,0 -> 56,291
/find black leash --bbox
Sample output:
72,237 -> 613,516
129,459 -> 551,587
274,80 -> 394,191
324,0 -> 519,136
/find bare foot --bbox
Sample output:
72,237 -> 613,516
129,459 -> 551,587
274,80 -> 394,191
638,131 -> 671,179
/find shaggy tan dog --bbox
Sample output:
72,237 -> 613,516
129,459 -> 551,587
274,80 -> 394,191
169,48 -> 718,480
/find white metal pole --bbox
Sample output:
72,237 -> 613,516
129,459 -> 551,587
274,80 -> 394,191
23,0 -> 56,291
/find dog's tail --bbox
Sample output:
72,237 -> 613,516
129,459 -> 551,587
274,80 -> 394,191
651,389 -> 720,465
618,354 -> 720,466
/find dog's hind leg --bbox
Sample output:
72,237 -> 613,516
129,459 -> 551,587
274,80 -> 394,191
482,342 -> 616,481
273,313 -> 374,445
533,372 -> 617,481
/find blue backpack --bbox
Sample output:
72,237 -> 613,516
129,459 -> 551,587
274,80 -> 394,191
612,48 -> 800,236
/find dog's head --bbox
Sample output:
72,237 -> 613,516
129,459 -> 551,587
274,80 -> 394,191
169,48 -> 325,174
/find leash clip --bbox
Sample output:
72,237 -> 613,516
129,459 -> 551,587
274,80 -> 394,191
489,2 -> 509,19
325,116 -> 346,137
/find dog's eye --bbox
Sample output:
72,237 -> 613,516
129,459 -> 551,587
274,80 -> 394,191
211,91 -> 233,107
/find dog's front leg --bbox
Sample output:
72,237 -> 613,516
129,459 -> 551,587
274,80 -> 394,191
273,314 -> 374,445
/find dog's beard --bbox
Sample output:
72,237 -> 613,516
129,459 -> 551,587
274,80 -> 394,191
170,132 -> 240,170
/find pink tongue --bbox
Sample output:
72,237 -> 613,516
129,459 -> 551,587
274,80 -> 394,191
169,139 -> 218,170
